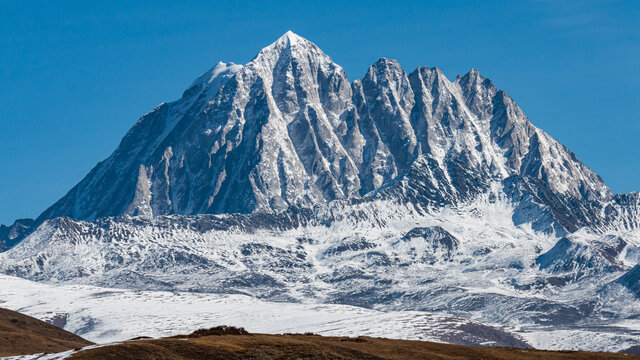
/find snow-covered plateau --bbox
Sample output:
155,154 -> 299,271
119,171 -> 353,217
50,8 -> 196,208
1,31 -> 639,353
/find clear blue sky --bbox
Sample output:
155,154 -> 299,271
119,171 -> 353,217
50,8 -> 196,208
0,0 -> 638,225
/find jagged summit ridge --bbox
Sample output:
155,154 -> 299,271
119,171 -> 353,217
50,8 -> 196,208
32,31 -> 621,233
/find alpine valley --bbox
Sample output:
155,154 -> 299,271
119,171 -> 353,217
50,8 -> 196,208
1,32 -> 639,353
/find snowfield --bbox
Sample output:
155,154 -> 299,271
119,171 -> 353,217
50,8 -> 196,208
1,193 -> 640,352
0,273 -> 638,353
0,274 -> 522,346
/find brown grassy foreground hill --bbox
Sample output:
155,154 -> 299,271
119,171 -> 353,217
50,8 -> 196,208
1,312 -> 636,360
68,326 -> 639,360
0,308 -> 93,356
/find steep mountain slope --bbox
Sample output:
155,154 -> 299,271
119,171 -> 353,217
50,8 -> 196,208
29,31 -> 624,235
35,61 -> 243,221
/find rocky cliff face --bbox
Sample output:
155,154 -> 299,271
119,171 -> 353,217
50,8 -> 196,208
32,31 -> 624,235
0,219 -> 34,251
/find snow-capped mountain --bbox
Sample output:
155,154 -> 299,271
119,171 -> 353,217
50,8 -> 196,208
1,31 -> 639,352
30,31 -> 621,233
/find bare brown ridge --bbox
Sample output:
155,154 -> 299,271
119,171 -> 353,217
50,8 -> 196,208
68,326 -> 640,360
0,307 -> 93,356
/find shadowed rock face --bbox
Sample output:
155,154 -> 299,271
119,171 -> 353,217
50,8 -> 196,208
26,31 -> 628,238
617,264 -> 640,296
536,237 -> 627,280
399,226 -> 459,262
0,218 -> 34,251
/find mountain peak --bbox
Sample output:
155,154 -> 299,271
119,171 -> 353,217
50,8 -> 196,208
185,61 -> 242,99
457,67 -> 494,94
366,58 -> 407,81
372,57 -> 402,68
250,31 -> 327,67
459,67 -> 488,83
279,30 -> 305,44
268,30 -> 312,50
